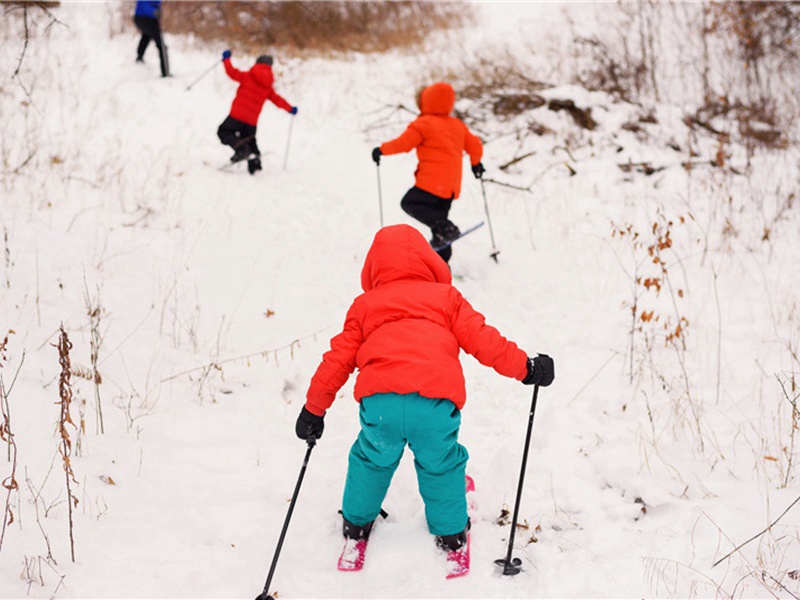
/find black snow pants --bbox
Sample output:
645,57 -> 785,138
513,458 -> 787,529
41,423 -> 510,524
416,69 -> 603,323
134,15 -> 169,77
217,116 -> 260,156
400,186 -> 454,263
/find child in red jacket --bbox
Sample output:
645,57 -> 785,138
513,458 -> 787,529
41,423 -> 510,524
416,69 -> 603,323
295,224 -> 554,569
217,50 -> 297,175
371,82 -> 485,263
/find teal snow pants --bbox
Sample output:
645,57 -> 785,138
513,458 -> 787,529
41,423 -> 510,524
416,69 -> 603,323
341,392 -> 469,537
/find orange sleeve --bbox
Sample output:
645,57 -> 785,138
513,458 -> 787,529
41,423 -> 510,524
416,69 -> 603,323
463,123 -> 483,166
380,122 -> 424,156
223,59 -> 244,83
305,304 -> 364,416
449,290 -> 528,380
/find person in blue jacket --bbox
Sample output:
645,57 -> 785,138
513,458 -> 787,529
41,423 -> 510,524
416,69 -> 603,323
134,1 -> 169,77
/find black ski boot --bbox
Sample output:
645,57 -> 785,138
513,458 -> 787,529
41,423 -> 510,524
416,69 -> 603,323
247,156 -> 262,175
230,136 -> 255,163
230,147 -> 251,163
343,517 -> 374,540
435,519 -> 470,552
431,219 -> 461,248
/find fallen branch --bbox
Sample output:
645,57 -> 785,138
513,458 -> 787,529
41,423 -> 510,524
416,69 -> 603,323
498,151 -> 537,171
712,494 -> 800,567
568,351 -> 620,405
160,328 -> 328,383
482,177 -> 532,192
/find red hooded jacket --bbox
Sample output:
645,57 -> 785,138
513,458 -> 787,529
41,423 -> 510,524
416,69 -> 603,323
379,82 -> 483,200
223,59 -> 292,126
305,225 -> 528,417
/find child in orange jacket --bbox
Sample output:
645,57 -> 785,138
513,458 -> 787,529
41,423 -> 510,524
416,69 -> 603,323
372,82 -> 485,263
295,224 -> 554,567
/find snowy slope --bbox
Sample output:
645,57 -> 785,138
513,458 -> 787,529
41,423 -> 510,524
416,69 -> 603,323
1,2 -> 799,599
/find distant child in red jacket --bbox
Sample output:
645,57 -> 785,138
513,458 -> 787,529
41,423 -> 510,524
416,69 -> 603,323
296,224 -> 554,570
372,82 -> 485,263
217,50 -> 297,175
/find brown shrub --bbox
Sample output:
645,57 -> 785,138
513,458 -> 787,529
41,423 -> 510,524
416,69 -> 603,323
2,1 -> 60,8
573,36 -> 648,103
432,52 -> 550,126
160,1 -> 472,55
689,96 -> 787,150
706,2 -> 800,72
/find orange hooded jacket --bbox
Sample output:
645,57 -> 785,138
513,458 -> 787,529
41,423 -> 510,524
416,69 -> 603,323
223,59 -> 292,126
379,82 -> 483,200
305,225 -> 528,417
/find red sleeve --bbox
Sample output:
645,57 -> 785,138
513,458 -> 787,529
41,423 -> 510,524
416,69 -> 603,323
463,123 -> 483,165
449,290 -> 528,380
305,304 -> 364,416
223,59 -> 244,82
268,89 -> 293,113
380,122 -> 424,156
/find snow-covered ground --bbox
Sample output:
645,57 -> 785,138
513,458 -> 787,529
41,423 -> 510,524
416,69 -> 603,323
1,2 -> 799,598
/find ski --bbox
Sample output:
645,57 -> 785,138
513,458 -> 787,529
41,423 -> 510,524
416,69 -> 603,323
466,474 -> 476,511
444,475 -> 476,579
336,509 -> 387,572
219,153 -> 257,172
337,537 -> 368,572
432,222 -> 485,251
445,533 -> 471,579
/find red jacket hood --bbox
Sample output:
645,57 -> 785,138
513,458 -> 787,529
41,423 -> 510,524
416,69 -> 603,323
250,63 -> 275,88
419,82 -> 455,116
361,224 -> 451,291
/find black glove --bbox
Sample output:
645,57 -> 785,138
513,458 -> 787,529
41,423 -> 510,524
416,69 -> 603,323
372,147 -> 382,165
471,162 -> 485,179
522,354 -> 554,387
295,406 -> 325,441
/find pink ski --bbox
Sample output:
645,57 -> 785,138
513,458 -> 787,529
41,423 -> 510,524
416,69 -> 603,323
466,475 -> 476,509
443,474 -> 475,579
337,538 -> 368,571
445,532 -> 471,579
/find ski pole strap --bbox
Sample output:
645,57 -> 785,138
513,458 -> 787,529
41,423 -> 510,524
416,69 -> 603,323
338,508 -> 390,520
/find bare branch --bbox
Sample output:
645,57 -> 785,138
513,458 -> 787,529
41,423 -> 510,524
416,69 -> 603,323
713,494 -> 800,568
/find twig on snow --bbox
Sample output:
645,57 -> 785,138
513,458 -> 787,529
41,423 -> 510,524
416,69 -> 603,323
712,494 -> 800,568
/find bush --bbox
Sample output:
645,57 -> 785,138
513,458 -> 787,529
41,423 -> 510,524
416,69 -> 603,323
160,1 -> 472,54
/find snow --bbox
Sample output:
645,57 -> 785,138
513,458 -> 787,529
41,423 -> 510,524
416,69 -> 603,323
1,2 -> 800,599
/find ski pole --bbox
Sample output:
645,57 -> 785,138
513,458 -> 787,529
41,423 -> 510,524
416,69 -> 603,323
376,163 -> 384,227
185,58 -> 219,91
479,178 -> 500,262
495,384 -> 540,576
282,114 -> 295,171
255,435 -> 316,600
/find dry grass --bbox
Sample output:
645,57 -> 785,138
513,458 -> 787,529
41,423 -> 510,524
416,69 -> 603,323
2,1 -> 60,8
158,1 -> 472,55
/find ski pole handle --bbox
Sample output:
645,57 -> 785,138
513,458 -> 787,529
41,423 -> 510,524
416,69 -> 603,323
306,427 -> 316,449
